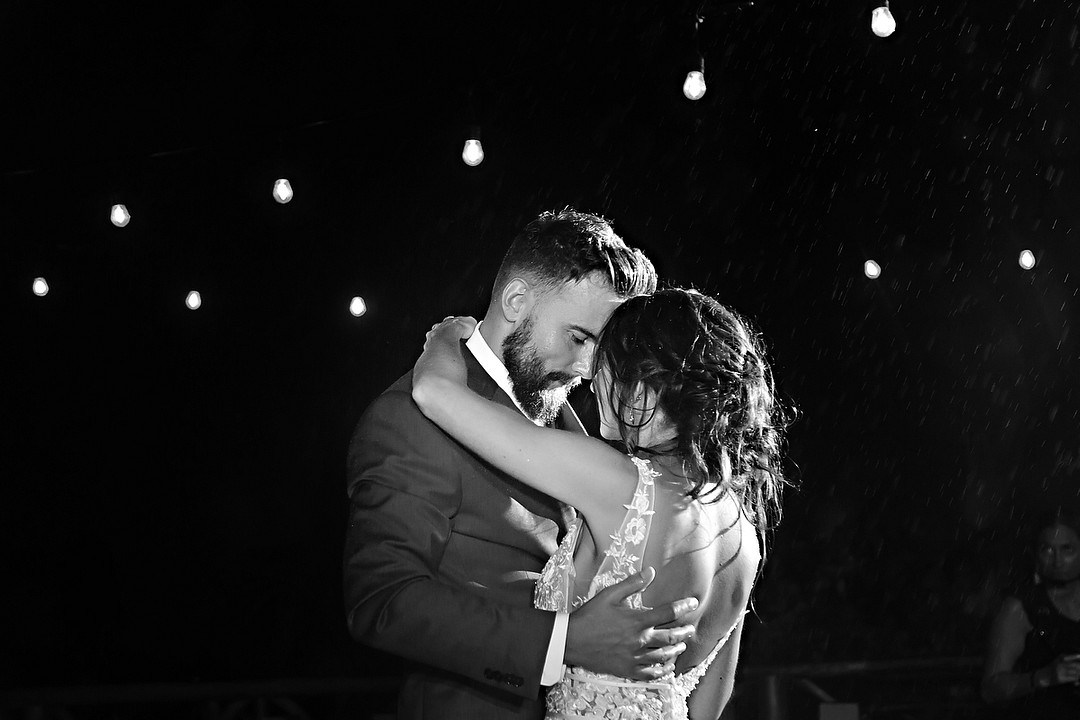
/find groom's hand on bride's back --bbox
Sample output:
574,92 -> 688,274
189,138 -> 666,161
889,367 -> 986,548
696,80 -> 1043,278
563,567 -> 697,680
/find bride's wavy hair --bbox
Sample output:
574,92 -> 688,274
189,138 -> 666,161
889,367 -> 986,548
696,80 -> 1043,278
594,288 -> 792,540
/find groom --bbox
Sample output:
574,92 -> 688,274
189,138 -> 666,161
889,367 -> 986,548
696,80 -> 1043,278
344,209 -> 696,719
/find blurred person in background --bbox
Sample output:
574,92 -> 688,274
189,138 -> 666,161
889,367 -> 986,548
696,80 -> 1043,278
981,507 -> 1080,717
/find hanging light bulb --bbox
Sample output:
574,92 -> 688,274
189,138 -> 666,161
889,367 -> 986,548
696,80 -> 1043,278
273,178 -> 294,204
110,204 -> 131,227
1018,249 -> 1036,270
683,14 -> 707,101
462,136 -> 484,167
186,290 -> 202,310
683,69 -> 707,101
864,259 -> 882,279
871,4 -> 896,38
32,277 -> 49,296
349,296 -> 367,317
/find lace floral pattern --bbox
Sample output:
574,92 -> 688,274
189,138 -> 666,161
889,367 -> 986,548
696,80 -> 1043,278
582,456 -> 658,610
534,517 -> 581,615
535,456 -> 737,719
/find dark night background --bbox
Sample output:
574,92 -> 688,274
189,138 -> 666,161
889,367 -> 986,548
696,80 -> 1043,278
3,0 -> 1079,714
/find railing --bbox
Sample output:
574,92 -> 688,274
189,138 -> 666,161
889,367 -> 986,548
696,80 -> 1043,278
738,656 -> 985,719
0,658 -> 987,720
0,677 -> 402,720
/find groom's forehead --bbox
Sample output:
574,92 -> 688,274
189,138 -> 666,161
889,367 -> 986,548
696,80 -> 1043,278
549,273 -> 620,301
538,279 -> 622,324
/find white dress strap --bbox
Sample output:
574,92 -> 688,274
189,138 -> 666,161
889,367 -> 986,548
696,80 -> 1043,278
585,456 -> 659,607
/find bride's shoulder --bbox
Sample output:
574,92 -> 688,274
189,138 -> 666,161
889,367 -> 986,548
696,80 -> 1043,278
657,482 -> 759,563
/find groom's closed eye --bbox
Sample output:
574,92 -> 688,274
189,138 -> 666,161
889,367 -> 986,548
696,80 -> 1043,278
567,324 -> 599,344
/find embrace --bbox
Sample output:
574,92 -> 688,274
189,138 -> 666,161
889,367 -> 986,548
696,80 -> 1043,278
344,210 -> 789,720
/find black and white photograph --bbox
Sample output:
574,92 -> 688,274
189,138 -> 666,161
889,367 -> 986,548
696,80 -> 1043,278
4,2 -> 1079,718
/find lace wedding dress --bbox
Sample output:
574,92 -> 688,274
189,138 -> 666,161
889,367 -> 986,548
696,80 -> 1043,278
534,456 -> 740,720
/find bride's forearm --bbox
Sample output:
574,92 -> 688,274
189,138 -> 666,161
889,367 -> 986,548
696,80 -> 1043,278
412,374 -> 552,484
414,359 -> 637,518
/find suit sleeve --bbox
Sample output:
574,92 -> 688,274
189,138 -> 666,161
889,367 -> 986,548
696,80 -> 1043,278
343,387 -> 556,699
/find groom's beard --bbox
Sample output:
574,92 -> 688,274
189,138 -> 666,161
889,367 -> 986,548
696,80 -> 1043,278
503,317 -> 580,426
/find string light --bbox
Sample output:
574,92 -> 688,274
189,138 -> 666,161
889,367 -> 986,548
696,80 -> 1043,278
871,3 -> 896,38
683,70 -> 707,101
273,178 -> 294,204
864,259 -> 882,279
1018,249 -> 1036,270
185,290 -> 202,310
32,277 -> 49,296
110,204 -> 131,227
349,296 -> 367,317
683,14 -> 706,101
462,134 -> 484,167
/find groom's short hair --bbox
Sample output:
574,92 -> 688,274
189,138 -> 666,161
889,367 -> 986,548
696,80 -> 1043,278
492,209 -> 657,300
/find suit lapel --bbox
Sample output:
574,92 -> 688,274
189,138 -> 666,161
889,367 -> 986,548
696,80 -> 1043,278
464,343 -> 520,412
461,343 -> 570,533
555,401 -> 587,435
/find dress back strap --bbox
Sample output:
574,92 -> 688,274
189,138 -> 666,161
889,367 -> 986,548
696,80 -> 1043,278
587,456 -> 660,607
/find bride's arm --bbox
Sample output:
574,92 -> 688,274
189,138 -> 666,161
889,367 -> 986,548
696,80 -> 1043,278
411,317 -> 637,518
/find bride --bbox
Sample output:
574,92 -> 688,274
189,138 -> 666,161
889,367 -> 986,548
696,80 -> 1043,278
412,288 -> 790,720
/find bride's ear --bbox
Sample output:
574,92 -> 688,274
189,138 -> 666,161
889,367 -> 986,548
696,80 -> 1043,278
633,383 -> 673,441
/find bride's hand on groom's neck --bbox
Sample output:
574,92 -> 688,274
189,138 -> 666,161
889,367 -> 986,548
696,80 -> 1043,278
413,316 -> 476,409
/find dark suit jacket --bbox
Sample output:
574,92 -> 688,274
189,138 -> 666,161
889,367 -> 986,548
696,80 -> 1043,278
344,342 -> 583,719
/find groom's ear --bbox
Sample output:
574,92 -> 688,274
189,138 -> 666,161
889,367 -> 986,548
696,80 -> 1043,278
500,277 -> 532,323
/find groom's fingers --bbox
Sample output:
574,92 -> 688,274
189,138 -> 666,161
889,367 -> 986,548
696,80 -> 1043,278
641,622 -> 696,650
636,641 -> 687,665
597,567 -> 656,606
638,596 -> 699,631
628,659 -> 677,681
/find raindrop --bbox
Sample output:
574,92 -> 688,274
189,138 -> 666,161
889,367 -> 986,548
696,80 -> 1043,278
32,277 -> 49,296
349,296 -> 367,317
864,260 -> 882,279
186,291 -> 202,310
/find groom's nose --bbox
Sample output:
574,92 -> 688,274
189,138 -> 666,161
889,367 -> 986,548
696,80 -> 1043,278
571,342 -> 597,379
